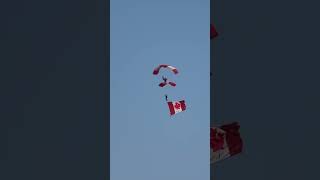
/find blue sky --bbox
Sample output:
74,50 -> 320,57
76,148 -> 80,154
111,0 -> 210,179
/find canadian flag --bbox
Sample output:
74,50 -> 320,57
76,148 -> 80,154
210,122 -> 243,164
167,100 -> 186,116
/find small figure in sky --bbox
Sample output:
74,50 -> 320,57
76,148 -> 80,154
162,76 -> 167,83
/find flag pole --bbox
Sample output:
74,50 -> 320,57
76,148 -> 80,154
165,94 -> 172,119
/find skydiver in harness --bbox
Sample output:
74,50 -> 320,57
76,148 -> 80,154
162,76 -> 167,83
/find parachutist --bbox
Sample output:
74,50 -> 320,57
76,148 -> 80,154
153,65 -> 178,88
162,76 -> 167,83
165,94 -> 168,101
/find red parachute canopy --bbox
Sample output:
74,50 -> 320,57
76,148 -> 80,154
153,65 -> 178,75
210,24 -> 218,39
159,81 -> 176,87
210,122 -> 243,164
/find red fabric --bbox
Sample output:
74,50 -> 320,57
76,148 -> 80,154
159,82 -> 166,87
220,122 -> 243,156
168,82 -> 176,87
172,69 -> 178,74
153,64 -> 178,75
210,24 -> 218,39
179,100 -> 186,111
167,102 -> 175,115
153,65 -> 168,75
210,128 -> 225,151
158,81 -> 176,87
210,122 -> 243,155
167,100 -> 186,115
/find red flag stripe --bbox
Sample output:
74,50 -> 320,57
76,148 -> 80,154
220,122 -> 243,156
179,100 -> 186,111
167,102 -> 175,115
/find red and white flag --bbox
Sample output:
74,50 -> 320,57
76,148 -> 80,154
167,100 -> 186,116
210,122 -> 243,164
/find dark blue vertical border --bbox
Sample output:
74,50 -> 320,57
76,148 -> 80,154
98,0 -> 109,179
210,0 -> 215,125
0,0 -> 110,179
211,0 -> 320,179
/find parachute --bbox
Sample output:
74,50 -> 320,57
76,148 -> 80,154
159,81 -> 176,87
153,65 -> 178,75
210,122 -> 243,164
153,65 -> 178,88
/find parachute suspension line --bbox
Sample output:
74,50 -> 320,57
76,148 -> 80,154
165,94 -> 168,102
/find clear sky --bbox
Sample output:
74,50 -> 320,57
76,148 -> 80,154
111,0 -> 210,179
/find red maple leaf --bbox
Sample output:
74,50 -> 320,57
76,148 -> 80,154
174,102 -> 181,109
